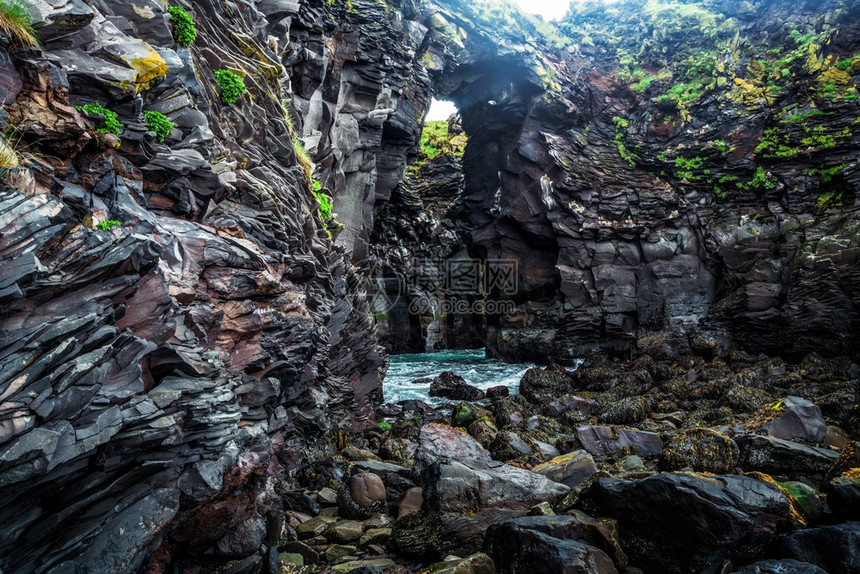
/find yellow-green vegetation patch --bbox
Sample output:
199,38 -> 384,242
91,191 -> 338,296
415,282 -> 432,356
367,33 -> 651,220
75,102 -> 123,136
167,5 -> 196,46
214,69 -> 247,105
142,110 -> 173,142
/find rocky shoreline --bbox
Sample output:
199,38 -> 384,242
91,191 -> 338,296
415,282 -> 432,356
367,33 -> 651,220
266,348 -> 859,574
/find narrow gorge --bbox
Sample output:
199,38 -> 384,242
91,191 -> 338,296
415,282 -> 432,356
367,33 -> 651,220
0,0 -> 858,572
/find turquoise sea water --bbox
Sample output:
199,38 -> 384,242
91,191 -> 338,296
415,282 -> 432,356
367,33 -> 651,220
382,348 -> 536,406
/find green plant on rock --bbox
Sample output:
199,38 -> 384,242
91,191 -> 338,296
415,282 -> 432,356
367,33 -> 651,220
0,0 -> 38,46
75,102 -> 123,136
612,116 -> 637,168
96,219 -> 121,230
816,189 -> 844,209
167,5 -> 197,46
314,190 -> 333,221
749,167 -> 777,191
214,69 -> 246,105
142,110 -> 174,142
378,421 -> 392,431
804,164 -> 847,183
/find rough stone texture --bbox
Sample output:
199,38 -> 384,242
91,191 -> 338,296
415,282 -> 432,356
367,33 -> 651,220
519,364 -> 575,403
426,458 -> 570,556
758,396 -> 827,443
348,473 -> 387,509
0,0 -> 397,570
415,423 -> 492,469
766,522 -> 860,574
398,486 -> 424,519
577,425 -> 662,460
662,428 -> 739,473
590,473 -> 790,573
735,434 -> 839,476
532,451 -> 598,489
483,515 -> 621,574
429,371 -> 486,401
3,0 -> 860,571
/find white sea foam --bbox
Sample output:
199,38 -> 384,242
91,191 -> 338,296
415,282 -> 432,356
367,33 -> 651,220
382,348 -> 537,407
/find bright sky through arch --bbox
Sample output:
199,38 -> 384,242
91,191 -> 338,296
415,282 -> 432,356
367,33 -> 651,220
425,99 -> 458,122
511,0 -> 571,21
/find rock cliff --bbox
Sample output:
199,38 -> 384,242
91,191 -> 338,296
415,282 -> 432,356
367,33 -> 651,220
428,0 -> 860,362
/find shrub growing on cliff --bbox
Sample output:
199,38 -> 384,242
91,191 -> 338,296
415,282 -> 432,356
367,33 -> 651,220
0,0 -> 38,46
75,102 -> 123,136
168,5 -> 197,46
214,69 -> 246,105
96,220 -> 121,230
314,190 -> 333,221
142,110 -> 174,142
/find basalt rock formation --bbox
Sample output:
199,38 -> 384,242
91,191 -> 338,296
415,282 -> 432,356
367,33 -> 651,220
440,0 -> 860,362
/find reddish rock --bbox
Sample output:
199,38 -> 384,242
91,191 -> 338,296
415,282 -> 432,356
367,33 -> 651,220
349,473 -> 387,509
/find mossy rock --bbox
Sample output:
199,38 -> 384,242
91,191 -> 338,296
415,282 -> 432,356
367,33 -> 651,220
391,509 -> 439,558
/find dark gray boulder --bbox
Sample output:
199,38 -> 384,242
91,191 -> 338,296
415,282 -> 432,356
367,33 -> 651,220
589,472 -> 790,573
483,514 -> 620,574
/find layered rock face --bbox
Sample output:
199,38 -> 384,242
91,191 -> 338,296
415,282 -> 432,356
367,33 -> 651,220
412,0 -> 860,362
0,0 -> 418,570
369,118 -> 485,353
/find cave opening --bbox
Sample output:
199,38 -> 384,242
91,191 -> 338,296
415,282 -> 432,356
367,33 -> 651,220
368,55 -> 557,357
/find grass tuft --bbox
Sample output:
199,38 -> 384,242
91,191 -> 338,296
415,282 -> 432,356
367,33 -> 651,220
0,0 -> 38,47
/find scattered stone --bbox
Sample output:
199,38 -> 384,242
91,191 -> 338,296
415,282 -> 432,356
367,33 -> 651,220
296,516 -> 337,540
342,445 -> 382,462
484,515 -> 621,574
590,473 -> 790,572
527,502 -> 555,516
614,455 -> 645,473
279,552 -> 304,566
468,417 -> 499,448
486,386 -> 509,399
398,487 -> 424,519
430,371 -> 485,400
415,423 -> 492,469
532,450 -> 598,489
428,458 -> 570,555
358,527 -> 391,548
662,428 -> 739,474
489,430 -> 535,461
735,434 -> 838,476
766,522 -> 860,574
519,364 -> 573,403
318,487 -> 338,506
825,426 -> 849,451
352,460 -> 410,479
324,544 -> 357,563
421,552 -> 496,574
326,520 -> 364,544
577,425 -> 662,460
282,491 -> 321,517
755,397 -> 827,443
825,472 -> 860,520
348,473 -> 387,509
278,541 -> 319,565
